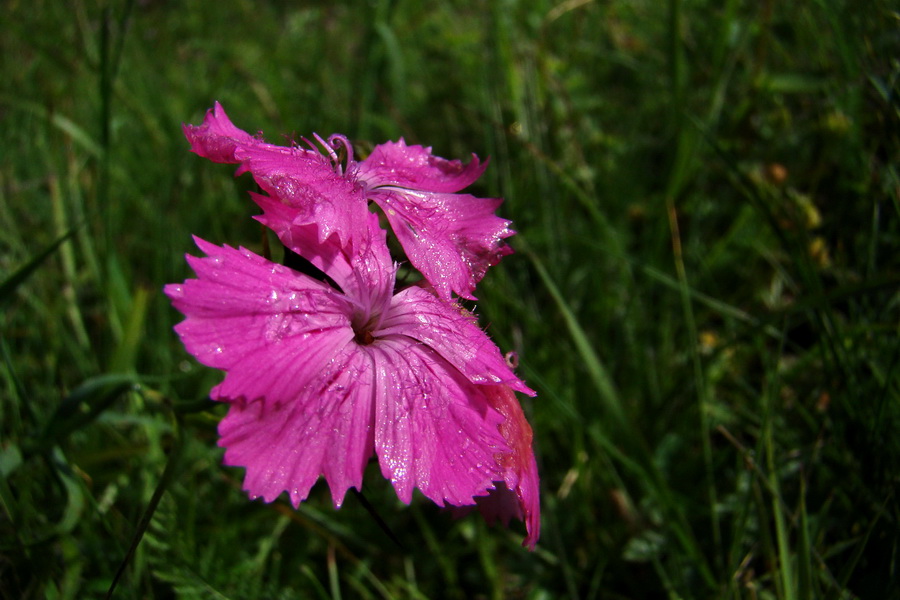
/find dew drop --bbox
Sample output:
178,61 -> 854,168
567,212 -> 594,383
265,313 -> 291,342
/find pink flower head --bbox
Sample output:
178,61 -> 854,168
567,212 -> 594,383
183,103 -> 514,300
164,213 -> 539,547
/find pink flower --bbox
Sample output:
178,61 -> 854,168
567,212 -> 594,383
183,103 -> 514,300
164,213 -> 540,547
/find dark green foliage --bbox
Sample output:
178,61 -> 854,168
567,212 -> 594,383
1,1 -> 898,598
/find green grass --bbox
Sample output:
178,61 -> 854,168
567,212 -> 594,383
2,1 -> 899,598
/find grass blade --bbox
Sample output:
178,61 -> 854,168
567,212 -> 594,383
524,244 -> 626,428
0,227 -> 79,306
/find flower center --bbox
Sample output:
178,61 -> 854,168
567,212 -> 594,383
355,329 -> 376,345
352,313 -> 378,345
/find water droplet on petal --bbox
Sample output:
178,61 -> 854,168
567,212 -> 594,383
265,313 -> 291,342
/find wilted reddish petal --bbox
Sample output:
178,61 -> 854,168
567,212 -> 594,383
481,384 -> 541,549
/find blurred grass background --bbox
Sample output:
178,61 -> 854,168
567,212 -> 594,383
2,1 -> 899,598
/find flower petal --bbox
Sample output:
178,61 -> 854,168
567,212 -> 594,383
183,103 -> 367,247
370,339 -> 511,507
235,145 -> 367,247
182,101 -> 258,164
371,188 -> 514,300
165,238 -> 377,507
360,139 -> 487,193
165,238 -> 352,388
377,285 -> 534,395
218,343 -> 376,508
481,385 -> 540,549
253,197 -> 395,315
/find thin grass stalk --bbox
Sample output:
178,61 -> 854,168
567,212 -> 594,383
109,285 -> 149,374
402,556 -> 421,600
797,476 -> 812,600
327,544 -> 343,600
67,150 -> 104,314
96,0 -> 134,250
651,554 -> 682,600
666,198 -> 723,571
299,564 -> 332,600
106,415 -> 184,600
50,174 -> 90,349
474,522 -> 502,600
98,5 -> 112,262
760,358 -> 794,600
832,499 -> 889,598
718,425 -> 764,597
0,334 -> 30,430
767,423 -> 794,600
409,504 -> 460,595
664,0 -> 726,581
540,494 -> 581,600
525,246 -> 625,429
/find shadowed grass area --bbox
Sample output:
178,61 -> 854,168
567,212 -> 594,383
2,1 -> 898,598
